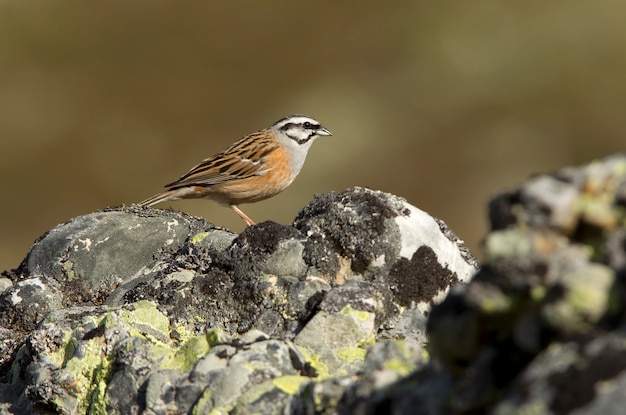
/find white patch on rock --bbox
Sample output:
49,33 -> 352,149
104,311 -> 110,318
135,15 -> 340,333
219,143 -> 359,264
395,201 -> 476,283
25,277 -> 46,290
94,236 -> 111,247
11,278 -> 46,305
10,290 -> 22,305
395,203 -> 445,259
371,254 -> 386,268
79,238 -> 93,252
166,219 -> 179,233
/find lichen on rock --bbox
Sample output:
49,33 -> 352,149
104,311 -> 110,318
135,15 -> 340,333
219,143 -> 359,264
7,151 -> 624,415
1,187 -> 477,414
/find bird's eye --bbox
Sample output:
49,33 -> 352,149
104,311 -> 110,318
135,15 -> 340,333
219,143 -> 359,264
303,122 -> 313,129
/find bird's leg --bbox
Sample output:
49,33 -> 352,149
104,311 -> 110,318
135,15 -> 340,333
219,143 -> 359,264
230,205 -> 256,226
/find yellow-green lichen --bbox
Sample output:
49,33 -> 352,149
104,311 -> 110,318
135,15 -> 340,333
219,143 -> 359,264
234,379 -> 277,408
484,230 -> 533,262
63,260 -> 78,281
85,357 -> 112,415
191,388 -> 213,415
191,232 -> 210,244
47,329 -> 76,368
340,305 -> 372,321
119,300 -> 171,339
335,346 -> 367,363
295,345 -> 330,379
530,285 -> 547,302
272,375 -> 309,395
385,339 -> 421,362
383,359 -> 415,377
479,293 -> 512,314
193,315 -> 207,324
160,329 -> 224,372
204,328 -> 225,346
117,300 -> 216,373
242,361 -> 261,373
161,335 -> 209,372
542,264 -> 613,333
358,334 -> 376,347
63,330 -> 113,414
565,265 -> 612,322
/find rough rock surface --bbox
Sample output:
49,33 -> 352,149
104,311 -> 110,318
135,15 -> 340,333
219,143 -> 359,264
4,152 -> 625,415
0,187 -> 477,414
425,153 -> 626,414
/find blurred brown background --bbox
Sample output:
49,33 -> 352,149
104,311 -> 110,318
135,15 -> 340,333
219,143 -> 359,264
2,1 -> 625,271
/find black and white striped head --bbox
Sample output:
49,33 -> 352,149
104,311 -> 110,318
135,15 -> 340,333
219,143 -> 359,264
271,115 -> 332,147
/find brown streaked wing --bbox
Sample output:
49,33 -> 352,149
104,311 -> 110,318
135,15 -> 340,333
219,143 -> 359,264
164,130 -> 280,189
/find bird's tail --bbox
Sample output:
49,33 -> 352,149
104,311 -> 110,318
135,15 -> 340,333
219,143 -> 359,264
138,189 -> 180,207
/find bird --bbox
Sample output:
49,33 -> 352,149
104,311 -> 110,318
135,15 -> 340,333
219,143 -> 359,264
139,114 -> 332,226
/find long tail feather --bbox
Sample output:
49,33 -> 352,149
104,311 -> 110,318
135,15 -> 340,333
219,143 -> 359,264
138,190 -> 179,207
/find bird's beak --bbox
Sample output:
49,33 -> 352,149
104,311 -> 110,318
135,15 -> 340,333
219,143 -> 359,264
317,127 -> 333,137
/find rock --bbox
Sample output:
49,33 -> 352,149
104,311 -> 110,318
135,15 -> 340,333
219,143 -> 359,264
0,187 -> 477,414
295,187 -> 478,345
3,151 -> 626,414
295,187 -> 478,280
489,153 -> 626,234
288,154 -> 626,415
426,154 -> 626,413
0,278 -> 11,295
0,206 -> 214,378
25,206 -> 212,291
492,333 -> 626,415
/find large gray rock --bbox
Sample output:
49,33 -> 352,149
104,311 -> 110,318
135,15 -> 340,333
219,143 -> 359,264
0,187 -> 478,414
4,151 -> 626,414
0,207 -> 215,379
424,154 -> 626,414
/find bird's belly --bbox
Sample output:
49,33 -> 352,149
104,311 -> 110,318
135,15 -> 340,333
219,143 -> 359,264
209,147 -> 294,204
